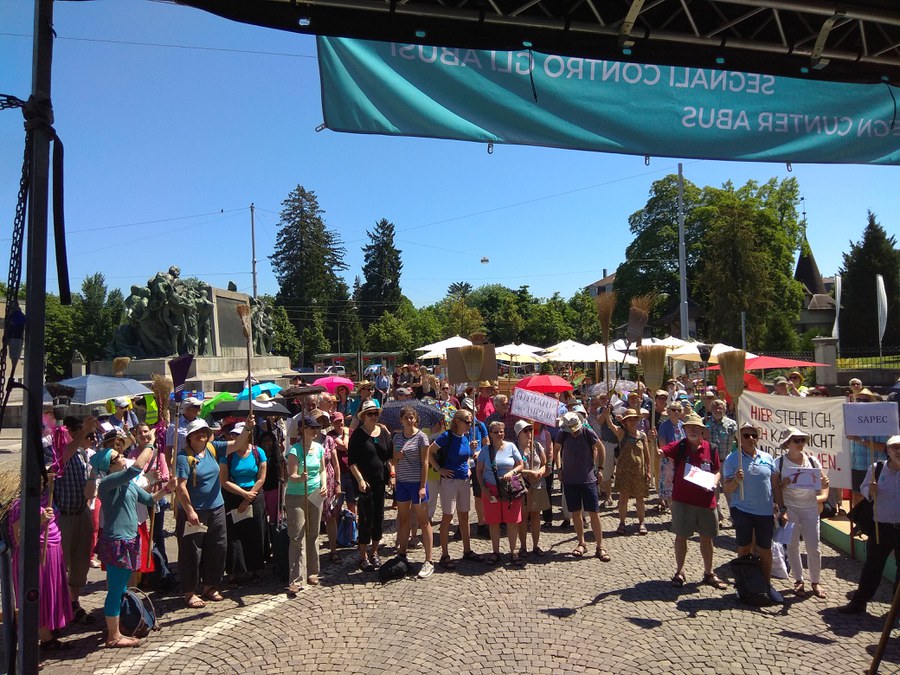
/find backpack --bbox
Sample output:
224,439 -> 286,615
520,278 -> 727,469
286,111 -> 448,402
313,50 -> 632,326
185,442 -> 217,487
378,554 -> 410,583
337,508 -> 358,548
848,461 -> 886,536
730,554 -> 775,607
119,587 -> 159,638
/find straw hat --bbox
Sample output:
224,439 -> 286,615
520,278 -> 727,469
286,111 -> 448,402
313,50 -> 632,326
357,399 -> 380,418
356,381 -> 373,391
682,414 -> 706,429
619,408 -> 642,422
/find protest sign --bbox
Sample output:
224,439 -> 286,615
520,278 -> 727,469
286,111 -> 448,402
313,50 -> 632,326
683,463 -> 717,491
843,402 -> 899,437
780,466 -> 823,491
510,388 -> 559,427
738,391 -> 849,489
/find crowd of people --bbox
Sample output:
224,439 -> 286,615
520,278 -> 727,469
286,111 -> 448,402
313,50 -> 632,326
7,368 -> 899,658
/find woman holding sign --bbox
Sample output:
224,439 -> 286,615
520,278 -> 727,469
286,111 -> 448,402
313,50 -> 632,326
773,427 -> 829,599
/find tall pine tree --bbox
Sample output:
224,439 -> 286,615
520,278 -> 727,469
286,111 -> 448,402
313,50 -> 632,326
270,186 -> 349,363
358,218 -> 403,327
838,211 -> 900,350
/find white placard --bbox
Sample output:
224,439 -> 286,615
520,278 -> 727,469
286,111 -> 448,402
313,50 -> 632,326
183,522 -> 208,537
510,388 -> 560,427
738,391 -> 850,489
843,402 -> 899,437
781,466 -> 823,491
229,508 -> 252,523
683,462 -> 717,491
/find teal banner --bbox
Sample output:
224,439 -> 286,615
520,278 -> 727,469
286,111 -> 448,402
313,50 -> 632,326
318,37 -> 900,165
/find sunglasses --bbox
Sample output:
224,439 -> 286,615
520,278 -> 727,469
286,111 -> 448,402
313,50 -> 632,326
789,437 -> 807,444
458,419 -> 473,425
364,411 -> 380,417
109,453 -> 123,463
741,433 -> 758,439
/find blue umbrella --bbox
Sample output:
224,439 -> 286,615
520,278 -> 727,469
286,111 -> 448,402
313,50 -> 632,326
46,374 -> 152,405
236,382 -> 283,400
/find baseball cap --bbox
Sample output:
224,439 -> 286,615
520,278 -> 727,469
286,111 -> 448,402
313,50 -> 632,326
513,420 -> 533,435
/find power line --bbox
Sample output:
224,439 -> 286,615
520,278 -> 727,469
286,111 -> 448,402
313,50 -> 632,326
0,32 -> 318,59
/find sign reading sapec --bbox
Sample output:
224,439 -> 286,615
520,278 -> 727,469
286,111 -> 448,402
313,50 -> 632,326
318,37 -> 900,165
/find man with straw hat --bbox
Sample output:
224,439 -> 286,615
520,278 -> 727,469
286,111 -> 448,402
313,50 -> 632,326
839,435 -> 900,614
723,421 -> 780,599
659,413 -> 724,589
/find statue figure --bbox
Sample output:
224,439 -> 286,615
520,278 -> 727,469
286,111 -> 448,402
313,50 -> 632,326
106,269 -> 274,359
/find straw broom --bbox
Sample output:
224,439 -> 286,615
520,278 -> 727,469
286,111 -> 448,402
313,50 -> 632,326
718,350 -> 747,499
112,356 -> 131,378
596,292 -> 617,395
639,344 -> 669,484
612,294 -> 654,394
458,345 -> 484,383
148,374 -> 173,567
236,304 -> 254,418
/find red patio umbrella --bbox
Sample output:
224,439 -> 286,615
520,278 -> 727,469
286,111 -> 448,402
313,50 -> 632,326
716,373 -> 767,407
708,355 -> 827,370
515,374 -> 573,394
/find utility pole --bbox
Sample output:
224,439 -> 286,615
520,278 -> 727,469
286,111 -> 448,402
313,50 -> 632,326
19,0 -> 55,672
677,163 -> 690,339
250,203 -> 258,299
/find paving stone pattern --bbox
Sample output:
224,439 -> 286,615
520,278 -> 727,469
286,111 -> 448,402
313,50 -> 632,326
42,496 -> 899,675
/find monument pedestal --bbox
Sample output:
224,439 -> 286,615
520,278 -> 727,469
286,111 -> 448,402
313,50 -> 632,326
90,355 -> 294,394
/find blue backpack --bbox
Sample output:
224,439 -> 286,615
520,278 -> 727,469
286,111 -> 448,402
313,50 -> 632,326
337,508 -> 358,548
119,587 -> 159,638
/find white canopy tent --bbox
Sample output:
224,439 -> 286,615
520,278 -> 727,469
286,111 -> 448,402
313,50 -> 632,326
668,342 -> 758,364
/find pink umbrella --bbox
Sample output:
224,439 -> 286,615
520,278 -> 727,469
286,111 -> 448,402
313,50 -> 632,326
313,375 -> 355,394
515,374 -> 573,394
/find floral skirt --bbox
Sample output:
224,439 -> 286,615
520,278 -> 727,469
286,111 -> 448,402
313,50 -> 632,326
95,533 -> 142,571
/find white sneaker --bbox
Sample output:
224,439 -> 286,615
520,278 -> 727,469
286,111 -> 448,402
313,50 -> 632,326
417,561 -> 434,579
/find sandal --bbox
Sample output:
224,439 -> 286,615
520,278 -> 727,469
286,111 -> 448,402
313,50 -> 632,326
462,550 -> 483,563
286,584 -> 304,596
203,589 -> 224,602
637,524 -> 648,536
439,554 -> 456,570
485,553 -> 500,565
595,548 -> 611,562
106,636 -> 142,648
811,584 -> 827,599
616,522 -> 627,535
571,544 -> 586,558
702,573 -> 727,590
793,581 -> 807,598
510,553 -> 524,567
670,572 -> 686,587
532,546 -> 546,557
184,595 -> 206,609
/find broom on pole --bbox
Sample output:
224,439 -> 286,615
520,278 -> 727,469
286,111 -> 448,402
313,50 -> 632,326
718,350 -> 747,499
611,294 -> 654,395
596,292 -> 617,397
147,373 -> 173,568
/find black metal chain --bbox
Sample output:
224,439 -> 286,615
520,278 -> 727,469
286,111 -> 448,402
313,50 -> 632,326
0,95 -> 30,423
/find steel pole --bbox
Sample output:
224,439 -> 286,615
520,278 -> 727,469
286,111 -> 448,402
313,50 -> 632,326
677,163 -> 689,339
250,203 -> 258,299
19,0 -> 55,672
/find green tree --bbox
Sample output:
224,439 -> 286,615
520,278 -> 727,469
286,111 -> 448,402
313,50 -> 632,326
523,293 -> 572,346
358,218 -> 403,327
267,301 -> 302,366
446,281 -> 472,300
300,310 -> 330,366
567,289 -> 601,343
466,284 -> 524,344
270,186 -> 349,351
397,298 -> 442,351
613,174 -> 704,325
367,310 -> 413,356
444,298 -> 485,337
45,294 -> 75,380
838,211 -> 900,350
72,273 -> 125,364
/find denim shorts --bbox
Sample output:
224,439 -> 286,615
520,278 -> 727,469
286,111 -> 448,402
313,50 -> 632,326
731,506 -> 775,549
395,481 -> 427,505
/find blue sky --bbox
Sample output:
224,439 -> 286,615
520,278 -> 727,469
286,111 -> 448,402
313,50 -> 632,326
1,0 -> 897,311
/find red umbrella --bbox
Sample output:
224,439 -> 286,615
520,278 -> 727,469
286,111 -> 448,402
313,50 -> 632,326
313,375 -> 355,394
716,373 -> 767,407
709,355 -> 827,371
515,374 -> 573,393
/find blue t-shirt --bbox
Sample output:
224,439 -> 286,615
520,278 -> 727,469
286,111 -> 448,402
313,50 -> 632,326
723,449 -> 776,516
176,440 -> 227,511
220,446 -> 268,490
658,418 -> 685,445
435,431 -> 475,480
478,442 -> 523,486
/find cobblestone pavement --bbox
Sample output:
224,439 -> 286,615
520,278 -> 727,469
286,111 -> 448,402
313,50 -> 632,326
33,497 -> 900,675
